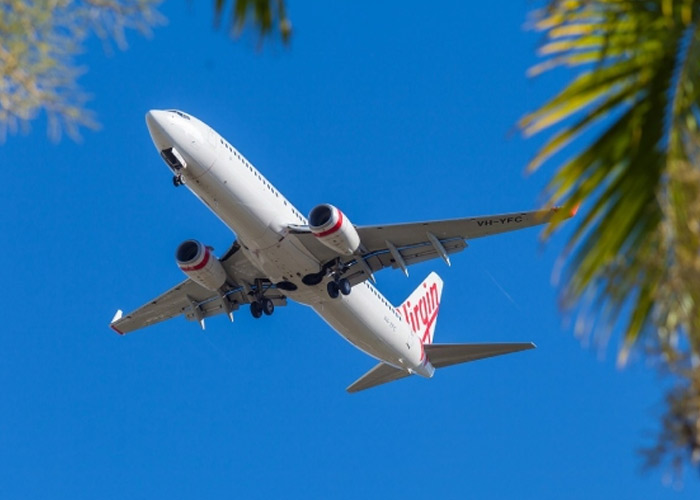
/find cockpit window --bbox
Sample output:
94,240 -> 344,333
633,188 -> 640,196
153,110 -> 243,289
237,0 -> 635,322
168,110 -> 190,120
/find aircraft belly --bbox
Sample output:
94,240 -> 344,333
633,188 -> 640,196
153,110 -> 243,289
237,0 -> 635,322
185,160 -> 277,242
248,237 -> 321,284
311,286 -> 413,367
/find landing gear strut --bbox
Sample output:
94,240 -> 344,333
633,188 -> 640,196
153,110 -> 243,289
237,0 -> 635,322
172,174 -> 183,187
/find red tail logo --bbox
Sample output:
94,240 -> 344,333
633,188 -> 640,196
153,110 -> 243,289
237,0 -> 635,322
401,281 -> 440,344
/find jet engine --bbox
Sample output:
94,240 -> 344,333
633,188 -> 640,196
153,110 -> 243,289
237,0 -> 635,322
176,239 -> 228,291
308,204 -> 360,255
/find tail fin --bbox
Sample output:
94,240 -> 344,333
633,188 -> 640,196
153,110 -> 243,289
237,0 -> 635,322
399,272 -> 444,344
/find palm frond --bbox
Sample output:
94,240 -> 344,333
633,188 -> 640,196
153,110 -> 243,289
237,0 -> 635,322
523,0 -> 700,471
213,0 -> 291,44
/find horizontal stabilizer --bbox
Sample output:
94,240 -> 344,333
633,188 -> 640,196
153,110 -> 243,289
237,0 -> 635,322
424,342 -> 535,368
346,362 -> 410,393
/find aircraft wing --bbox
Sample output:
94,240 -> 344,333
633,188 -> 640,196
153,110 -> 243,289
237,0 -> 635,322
110,241 -> 287,335
291,206 -> 573,283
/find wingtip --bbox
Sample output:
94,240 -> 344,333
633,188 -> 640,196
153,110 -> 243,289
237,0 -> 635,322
110,310 -> 125,335
111,309 -> 123,323
570,203 -> 580,217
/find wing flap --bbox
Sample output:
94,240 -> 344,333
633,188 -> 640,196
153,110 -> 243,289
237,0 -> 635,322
424,342 -> 536,368
346,362 -> 411,393
356,208 -> 564,250
182,289 -> 287,322
342,238 -> 468,286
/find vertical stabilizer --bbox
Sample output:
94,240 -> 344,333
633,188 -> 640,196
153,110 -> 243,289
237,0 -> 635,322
399,272 -> 444,344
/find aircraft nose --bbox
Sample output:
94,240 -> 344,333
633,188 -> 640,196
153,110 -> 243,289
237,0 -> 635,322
145,109 -> 168,132
145,109 -> 170,150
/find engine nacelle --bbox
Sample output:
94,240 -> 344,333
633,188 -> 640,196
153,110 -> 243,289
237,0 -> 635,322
176,239 -> 227,291
308,204 -> 360,255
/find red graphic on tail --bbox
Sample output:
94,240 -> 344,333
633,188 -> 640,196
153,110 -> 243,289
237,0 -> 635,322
401,279 -> 441,343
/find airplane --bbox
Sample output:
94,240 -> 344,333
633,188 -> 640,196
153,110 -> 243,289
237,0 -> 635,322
110,109 -> 573,393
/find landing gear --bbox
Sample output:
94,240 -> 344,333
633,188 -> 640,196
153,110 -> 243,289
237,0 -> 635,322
338,278 -> 352,296
250,301 -> 263,319
327,280 -> 339,299
250,298 -> 274,318
262,297 -> 274,316
172,174 -> 183,187
327,277 -> 351,299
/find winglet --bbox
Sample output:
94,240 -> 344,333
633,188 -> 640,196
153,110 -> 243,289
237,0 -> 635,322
111,309 -> 123,323
110,310 -> 124,335
570,203 -> 580,217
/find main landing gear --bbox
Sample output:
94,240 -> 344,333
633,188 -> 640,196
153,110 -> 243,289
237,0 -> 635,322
325,259 -> 352,299
327,277 -> 351,299
172,174 -> 184,187
250,297 -> 274,319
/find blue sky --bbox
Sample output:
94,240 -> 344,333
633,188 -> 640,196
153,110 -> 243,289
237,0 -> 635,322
1,1 -> 698,498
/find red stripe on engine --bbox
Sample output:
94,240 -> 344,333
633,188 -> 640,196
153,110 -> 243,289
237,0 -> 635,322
180,247 -> 210,271
314,211 -> 344,238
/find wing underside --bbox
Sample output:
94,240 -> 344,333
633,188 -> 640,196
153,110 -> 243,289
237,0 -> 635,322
291,206 -> 571,285
110,240 -> 287,335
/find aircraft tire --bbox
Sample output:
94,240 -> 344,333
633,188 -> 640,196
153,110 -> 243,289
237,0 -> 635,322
250,301 -> 263,318
339,278 -> 351,296
327,281 -> 339,299
262,298 -> 274,316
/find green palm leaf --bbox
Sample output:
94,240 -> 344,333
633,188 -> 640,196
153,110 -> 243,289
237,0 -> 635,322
213,0 -> 291,44
523,0 -> 700,471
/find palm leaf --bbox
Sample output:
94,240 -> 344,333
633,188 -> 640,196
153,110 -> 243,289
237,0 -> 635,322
523,0 -> 700,470
213,0 -> 291,44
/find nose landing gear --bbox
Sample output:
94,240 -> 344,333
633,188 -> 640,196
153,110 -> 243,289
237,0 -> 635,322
172,174 -> 184,187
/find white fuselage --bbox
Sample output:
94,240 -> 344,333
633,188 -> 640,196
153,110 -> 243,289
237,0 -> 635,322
146,110 -> 434,378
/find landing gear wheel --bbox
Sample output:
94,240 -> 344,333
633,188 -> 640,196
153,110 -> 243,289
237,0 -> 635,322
250,301 -> 263,319
327,280 -> 339,299
172,175 -> 183,187
338,278 -> 352,296
262,298 -> 274,316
